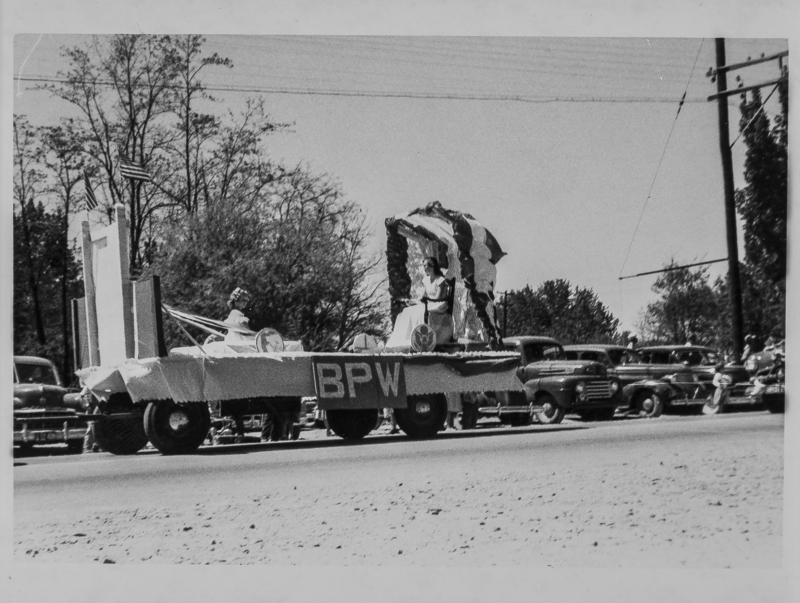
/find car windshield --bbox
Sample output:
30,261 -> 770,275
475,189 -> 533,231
525,343 -> 564,362
672,349 -> 717,366
609,349 -> 641,365
15,362 -> 58,385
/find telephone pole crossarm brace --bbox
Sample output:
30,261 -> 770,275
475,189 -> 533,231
618,258 -> 728,280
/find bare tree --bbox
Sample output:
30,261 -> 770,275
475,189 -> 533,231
40,119 -> 87,376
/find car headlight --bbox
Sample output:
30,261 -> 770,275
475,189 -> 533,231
610,381 -> 620,394
575,381 -> 586,394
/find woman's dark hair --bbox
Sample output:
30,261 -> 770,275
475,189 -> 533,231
424,256 -> 441,273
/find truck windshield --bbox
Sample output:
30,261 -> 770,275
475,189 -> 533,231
14,362 -> 58,385
525,343 -> 564,362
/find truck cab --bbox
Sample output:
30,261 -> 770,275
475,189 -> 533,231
502,336 -> 623,424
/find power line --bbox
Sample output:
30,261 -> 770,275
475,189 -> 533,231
15,74 -> 715,105
618,39 -> 706,279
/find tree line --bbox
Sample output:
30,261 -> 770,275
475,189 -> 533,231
14,36 -> 786,380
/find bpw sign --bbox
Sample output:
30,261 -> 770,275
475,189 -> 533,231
312,355 -> 407,409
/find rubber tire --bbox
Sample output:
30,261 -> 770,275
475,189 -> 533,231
534,395 -> 565,425
455,401 -> 479,430
66,440 -> 85,454
144,400 -> 211,455
325,408 -> 379,440
395,394 -> 447,439
635,391 -> 664,419
764,394 -> 785,414
94,414 -> 149,455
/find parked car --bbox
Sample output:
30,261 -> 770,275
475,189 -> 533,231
638,345 -> 751,412
473,336 -> 623,425
739,348 -> 785,413
13,356 -> 92,453
563,344 -> 708,417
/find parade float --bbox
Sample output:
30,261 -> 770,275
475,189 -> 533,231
72,202 -> 524,455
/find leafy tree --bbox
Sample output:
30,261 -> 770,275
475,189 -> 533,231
636,261 -> 718,346
13,116 -> 47,347
711,263 -> 785,352
146,164 -> 386,351
501,279 -> 619,344
13,202 -> 84,380
734,84 -> 787,285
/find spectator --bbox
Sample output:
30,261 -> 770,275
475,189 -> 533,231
708,362 -> 730,413
626,334 -> 638,350
741,334 -> 764,363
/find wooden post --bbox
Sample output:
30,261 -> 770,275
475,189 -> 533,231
714,38 -> 745,360
80,221 -> 100,366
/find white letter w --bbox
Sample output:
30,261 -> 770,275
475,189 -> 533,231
375,362 -> 402,397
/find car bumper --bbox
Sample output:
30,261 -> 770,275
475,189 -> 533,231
14,426 -> 87,444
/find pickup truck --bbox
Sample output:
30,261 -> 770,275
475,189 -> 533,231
13,356 -> 93,453
470,336 -> 623,425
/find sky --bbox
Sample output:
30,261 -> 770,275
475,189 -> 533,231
11,34 -> 789,333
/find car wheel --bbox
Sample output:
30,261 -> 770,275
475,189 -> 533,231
325,408 -> 379,440
144,400 -> 210,455
395,394 -> 447,438
764,394 -> 785,414
534,395 -> 565,425
94,413 -> 149,455
66,440 -> 85,454
635,391 -> 663,419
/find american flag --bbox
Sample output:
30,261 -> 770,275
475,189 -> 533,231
83,171 -> 98,210
118,154 -> 151,182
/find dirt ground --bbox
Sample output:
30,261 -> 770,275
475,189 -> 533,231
14,414 -> 783,567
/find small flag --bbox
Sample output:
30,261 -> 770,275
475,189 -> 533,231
118,154 -> 151,182
84,171 -> 98,210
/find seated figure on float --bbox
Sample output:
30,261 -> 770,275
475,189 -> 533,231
385,256 -> 454,350
383,201 -> 505,353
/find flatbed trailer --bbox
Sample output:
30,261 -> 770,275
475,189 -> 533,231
78,345 -> 522,454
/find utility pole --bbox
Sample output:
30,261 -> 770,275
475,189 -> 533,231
711,38 -> 745,361
706,41 -> 788,360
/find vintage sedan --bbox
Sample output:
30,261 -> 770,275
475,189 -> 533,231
563,344 -> 714,417
13,356 -> 93,453
638,345 -> 751,411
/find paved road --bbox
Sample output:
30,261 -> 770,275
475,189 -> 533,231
14,411 -> 783,567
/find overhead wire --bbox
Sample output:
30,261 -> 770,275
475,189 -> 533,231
618,38 -> 706,280
15,74 -> 713,105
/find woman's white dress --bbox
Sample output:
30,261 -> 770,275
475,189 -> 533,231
386,275 -> 453,349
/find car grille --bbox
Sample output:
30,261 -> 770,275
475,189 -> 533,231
585,380 -> 612,400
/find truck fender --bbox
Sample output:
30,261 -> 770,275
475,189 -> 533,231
623,380 -> 674,405
523,379 -> 569,408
